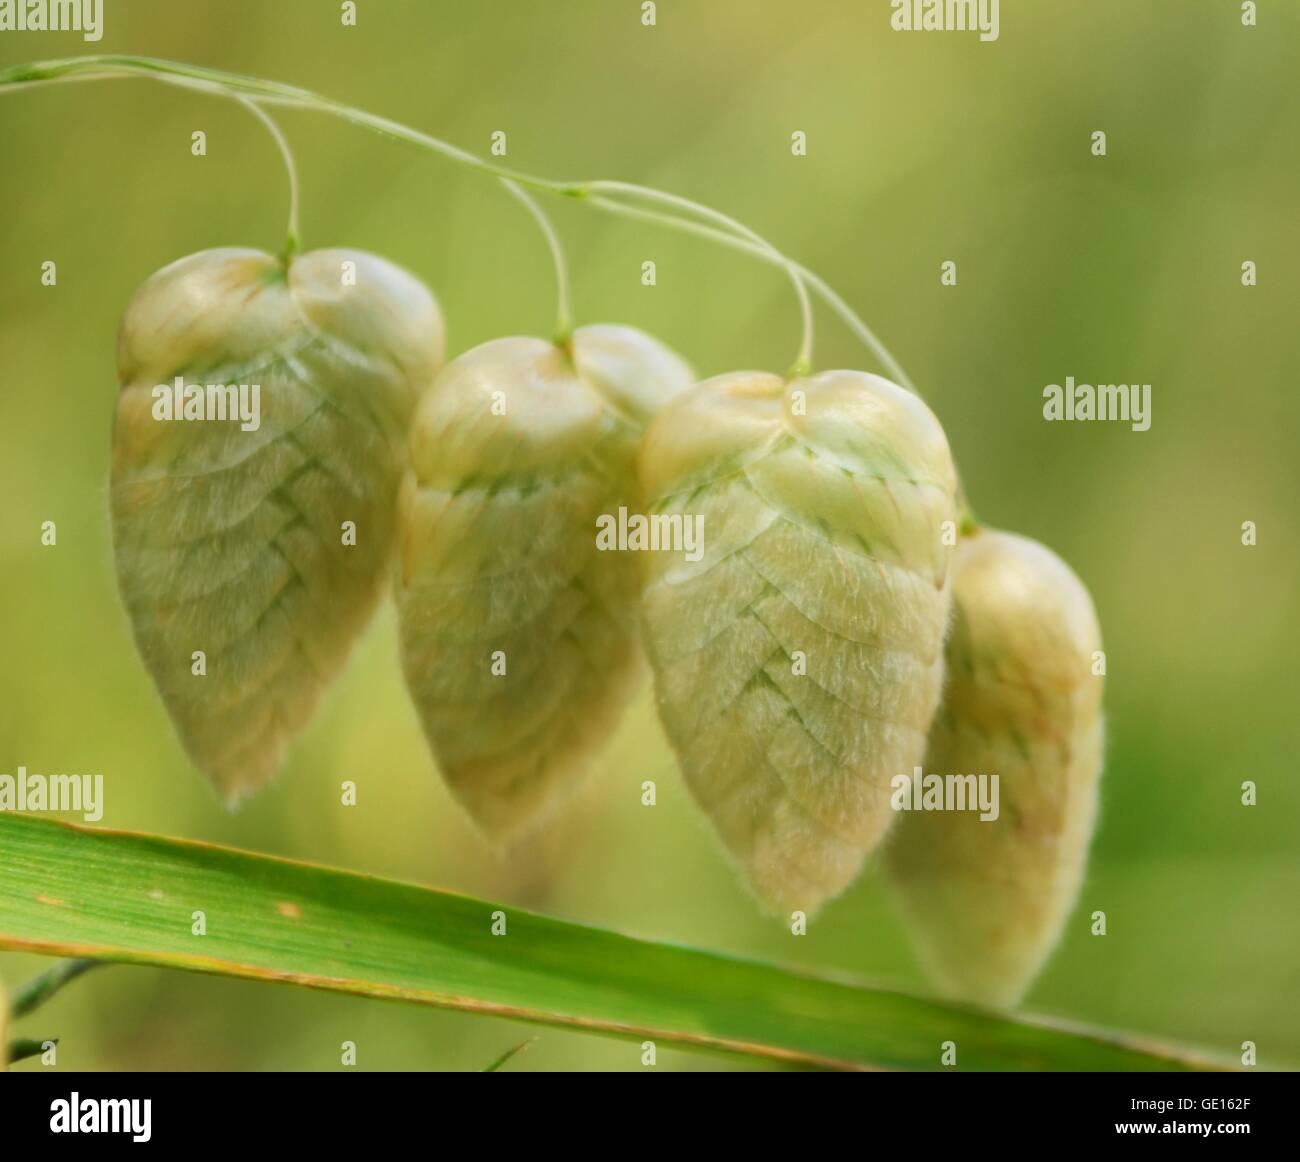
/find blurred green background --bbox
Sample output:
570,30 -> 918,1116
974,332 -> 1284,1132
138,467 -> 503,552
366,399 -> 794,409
1,0 -> 1296,1071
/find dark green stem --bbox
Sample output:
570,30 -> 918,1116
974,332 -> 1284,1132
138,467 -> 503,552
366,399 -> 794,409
11,958 -> 101,1017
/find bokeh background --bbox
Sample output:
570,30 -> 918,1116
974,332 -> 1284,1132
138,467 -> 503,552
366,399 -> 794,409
1,0 -> 1296,1071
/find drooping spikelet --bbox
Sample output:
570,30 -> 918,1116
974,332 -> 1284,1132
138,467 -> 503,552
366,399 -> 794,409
638,370 -> 958,913
396,325 -> 694,841
884,528 -> 1105,1007
111,247 -> 443,802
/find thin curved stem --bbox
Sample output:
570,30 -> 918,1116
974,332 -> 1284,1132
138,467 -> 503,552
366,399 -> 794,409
501,180 -> 572,343
11,958 -> 101,1018
797,267 -> 918,397
577,195 -> 969,520
588,180 -> 814,377
583,196 -> 916,395
0,55 -> 920,388
236,98 -> 301,261
0,56 -> 576,340
0,68 -> 304,260
0,52 -> 964,522
0,55 -> 577,195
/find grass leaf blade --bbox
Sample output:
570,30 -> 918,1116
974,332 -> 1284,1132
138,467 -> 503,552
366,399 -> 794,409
0,814 -> 1229,1072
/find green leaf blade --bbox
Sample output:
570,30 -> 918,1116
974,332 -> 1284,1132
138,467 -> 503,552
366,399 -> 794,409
0,814 -> 1228,1072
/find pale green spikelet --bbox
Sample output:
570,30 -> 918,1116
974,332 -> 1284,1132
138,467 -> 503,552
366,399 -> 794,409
396,324 -> 693,841
638,370 -> 958,914
111,247 -> 443,803
884,528 -> 1105,1008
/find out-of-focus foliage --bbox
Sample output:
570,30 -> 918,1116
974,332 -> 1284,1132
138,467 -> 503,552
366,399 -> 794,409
1,0 -> 1295,1070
